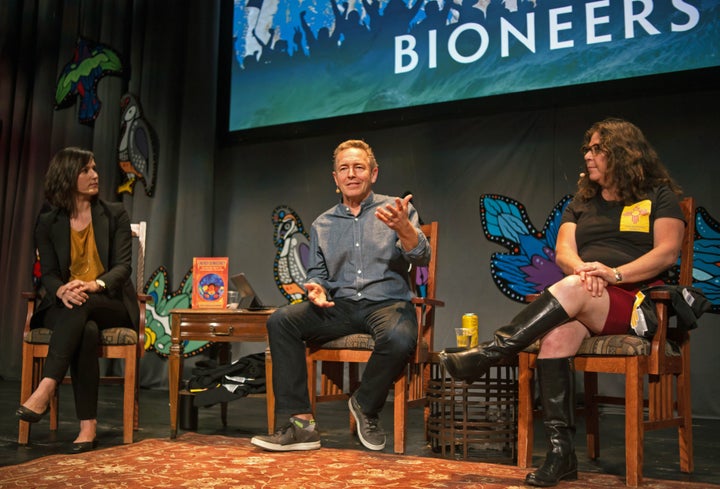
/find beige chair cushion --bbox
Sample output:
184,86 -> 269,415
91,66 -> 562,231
524,334 -> 680,356
314,334 -> 430,352
316,334 -> 375,350
25,327 -> 137,345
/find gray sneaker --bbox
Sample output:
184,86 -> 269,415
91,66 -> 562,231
251,417 -> 321,451
348,395 -> 386,451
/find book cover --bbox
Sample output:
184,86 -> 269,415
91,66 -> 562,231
192,257 -> 229,309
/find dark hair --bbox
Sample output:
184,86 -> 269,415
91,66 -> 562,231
332,139 -> 378,169
44,147 -> 96,215
575,118 -> 681,203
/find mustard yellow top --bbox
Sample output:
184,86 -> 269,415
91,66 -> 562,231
69,222 -> 105,282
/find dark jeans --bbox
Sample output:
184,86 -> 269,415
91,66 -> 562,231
267,298 -> 417,426
40,294 -> 132,420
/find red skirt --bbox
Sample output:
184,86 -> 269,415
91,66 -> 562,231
602,280 -> 664,334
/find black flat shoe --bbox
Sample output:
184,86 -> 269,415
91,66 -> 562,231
16,405 -> 48,423
70,440 -> 98,454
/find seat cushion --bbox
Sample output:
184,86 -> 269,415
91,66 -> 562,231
101,327 -> 138,345
25,327 -> 137,345
316,334 -> 375,350
313,334 -> 430,353
524,334 -> 680,356
23,328 -> 53,344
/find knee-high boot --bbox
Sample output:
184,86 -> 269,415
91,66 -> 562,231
525,357 -> 578,487
439,290 -> 570,383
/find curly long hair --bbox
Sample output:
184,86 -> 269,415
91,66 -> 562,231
44,147 -> 96,216
575,118 -> 681,204
332,139 -> 378,169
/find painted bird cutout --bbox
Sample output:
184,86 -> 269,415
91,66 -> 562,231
272,206 -> 310,304
117,93 -> 158,197
55,37 -> 122,125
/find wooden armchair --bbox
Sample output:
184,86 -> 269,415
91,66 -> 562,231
18,221 -> 150,445
265,221 -> 443,453
517,197 -> 696,487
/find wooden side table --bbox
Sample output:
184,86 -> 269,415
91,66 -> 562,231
168,308 -> 274,438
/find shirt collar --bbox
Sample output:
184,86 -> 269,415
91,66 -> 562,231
338,192 -> 376,216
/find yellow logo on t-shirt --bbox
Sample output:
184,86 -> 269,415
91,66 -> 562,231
620,200 -> 651,232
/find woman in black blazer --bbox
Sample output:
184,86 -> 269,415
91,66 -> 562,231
16,147 -> 139,453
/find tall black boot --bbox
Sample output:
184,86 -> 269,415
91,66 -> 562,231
439,290 -> 570,383
525,357 -> 578,487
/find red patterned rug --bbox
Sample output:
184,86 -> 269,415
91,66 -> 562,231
0,432 -> 716,488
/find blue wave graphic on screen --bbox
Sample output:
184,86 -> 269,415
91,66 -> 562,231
229,0 -> 720,132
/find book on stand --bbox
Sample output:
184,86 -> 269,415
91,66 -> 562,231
191,257 -> 229,309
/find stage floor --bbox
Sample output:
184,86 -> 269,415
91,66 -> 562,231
1,379 -> 718,485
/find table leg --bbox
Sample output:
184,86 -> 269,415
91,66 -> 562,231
219,343 -> 229,427
169,314 -> 182,439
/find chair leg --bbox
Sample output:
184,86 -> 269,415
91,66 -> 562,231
421,363 -> 431,443
517,352 -> 535,468
393,373 -> 408,454
677,353 -> 694,473
18,344 -> 35,445
584,371 -> 600,460
317,362 -> 345,398
265,347 -> 275,434
349,363 -> 361,393
123,353 -> 137,444
307,354 -> 317,415
625,359 -> 644,488
134,395 -> 139,431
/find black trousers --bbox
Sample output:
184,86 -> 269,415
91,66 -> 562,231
267,298 -> 417,425
40,294 -> 132,420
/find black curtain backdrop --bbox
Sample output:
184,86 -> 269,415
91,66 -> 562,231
1,0 -> 718,417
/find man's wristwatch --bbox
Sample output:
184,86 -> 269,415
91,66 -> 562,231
96,279 -> 106,292
612,268 -> 623,284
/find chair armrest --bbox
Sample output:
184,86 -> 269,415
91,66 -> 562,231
647,289 -> 675,374
410,296 -> 445,363
647,289 -> 671,301
21,291 -> 37,336
135,294 -> 153,358
411,297 -> 445,308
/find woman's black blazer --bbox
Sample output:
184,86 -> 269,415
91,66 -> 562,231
32,199 -> 140,330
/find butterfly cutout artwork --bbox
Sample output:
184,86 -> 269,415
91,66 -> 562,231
481,194 -> 571,303
480,194 -> 719,314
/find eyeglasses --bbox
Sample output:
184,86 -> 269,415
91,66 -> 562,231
581,143 -> 603,156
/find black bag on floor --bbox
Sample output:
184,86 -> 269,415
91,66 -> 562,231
188,352 -> 266,407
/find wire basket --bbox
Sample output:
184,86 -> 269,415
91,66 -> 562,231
427,355 -> 518,463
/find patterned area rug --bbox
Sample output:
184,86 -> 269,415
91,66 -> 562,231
0,432 -> 715,489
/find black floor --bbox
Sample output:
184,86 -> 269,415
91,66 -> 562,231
1,379 -> 718,486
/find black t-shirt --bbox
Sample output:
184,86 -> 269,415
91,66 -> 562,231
561,186 -> 684,269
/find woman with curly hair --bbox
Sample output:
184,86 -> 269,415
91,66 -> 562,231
440,118 -> 685,487
16,147 -> 139,454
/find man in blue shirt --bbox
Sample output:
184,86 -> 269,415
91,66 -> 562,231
251,139 -> 430,452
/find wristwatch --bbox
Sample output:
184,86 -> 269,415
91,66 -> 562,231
96,279 -> 106,292
612,268 -> 623,284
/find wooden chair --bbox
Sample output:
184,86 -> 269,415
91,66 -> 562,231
265,221 -> 443,454
18,221 -> 149,445
517,197 -> 696,487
